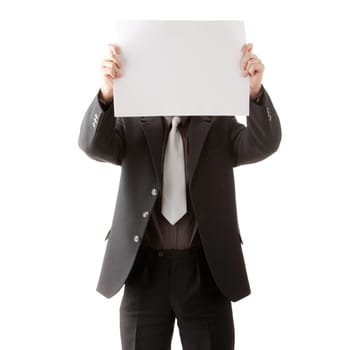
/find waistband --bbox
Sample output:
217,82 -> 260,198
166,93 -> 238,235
139,243 -> 203,257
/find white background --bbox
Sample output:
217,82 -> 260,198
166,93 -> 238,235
1,0 -> 349,349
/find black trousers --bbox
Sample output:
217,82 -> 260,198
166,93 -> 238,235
119,244 -> 235,350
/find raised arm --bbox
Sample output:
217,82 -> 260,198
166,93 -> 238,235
230,86 -> 282,167
229,43 -> 282,167
78,44 -> 125,166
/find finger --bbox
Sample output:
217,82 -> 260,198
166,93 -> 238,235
241,43 -> 253,54
241,52 -> 257,69
246,43 -> 253,52
108,51 -> 122,60
246,58 -> 262,72
247,62 -> 265,76
101,67 -> 117,80
104,56 -> 122,69
108,44 -> 121,55
101,66 -> 122,79
102,60 -> 122,72
101,61 -> 122,76
240,52 -> 257,72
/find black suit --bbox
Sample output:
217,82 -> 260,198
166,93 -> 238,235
78,85 -> 282,303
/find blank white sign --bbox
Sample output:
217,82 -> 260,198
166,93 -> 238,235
113,20 -> 249,117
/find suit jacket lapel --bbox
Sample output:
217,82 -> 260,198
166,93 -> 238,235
139,117 -> 164,186
140,116 -> 215,188
188,116 -> 215,185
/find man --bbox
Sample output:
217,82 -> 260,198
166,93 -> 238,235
78,42 -> 282,350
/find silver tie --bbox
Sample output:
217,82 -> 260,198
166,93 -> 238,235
161,116 -> 187,225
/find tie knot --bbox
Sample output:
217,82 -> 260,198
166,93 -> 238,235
171,116 -> 181,129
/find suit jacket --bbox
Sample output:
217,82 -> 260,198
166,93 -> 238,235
78,86 -> 282,302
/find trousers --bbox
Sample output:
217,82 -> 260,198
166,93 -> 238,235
119,243 -> 235,350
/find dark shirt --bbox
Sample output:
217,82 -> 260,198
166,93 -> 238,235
141,116 -> 201,250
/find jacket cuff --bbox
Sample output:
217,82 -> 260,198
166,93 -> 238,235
249,85 -> 265,106
97,89 -> 113,111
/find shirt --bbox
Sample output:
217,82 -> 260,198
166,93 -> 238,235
141,116 -> 201,250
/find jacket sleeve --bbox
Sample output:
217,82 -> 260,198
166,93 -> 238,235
78,92 -> 125,166
229,85 -> 282,167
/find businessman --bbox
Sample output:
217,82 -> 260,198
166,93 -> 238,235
78,42 -> 282,350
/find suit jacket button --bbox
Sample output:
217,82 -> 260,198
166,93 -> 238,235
133,235 -> 140,243
151,188 -> 158,196
142,211 -> 150,218
266,107 -> 272,121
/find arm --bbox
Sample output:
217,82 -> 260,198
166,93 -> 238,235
78,90 -> 125,165
78,44 -> 124,166
229,43 -> 282,167
230,85 -> 282,167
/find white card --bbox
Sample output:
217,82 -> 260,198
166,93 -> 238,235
113,20 -> 249,117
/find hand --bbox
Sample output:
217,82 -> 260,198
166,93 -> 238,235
240,43 -> 264,99
100,44 -> 123,102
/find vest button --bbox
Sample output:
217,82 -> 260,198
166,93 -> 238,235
133,235 -> 140,243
